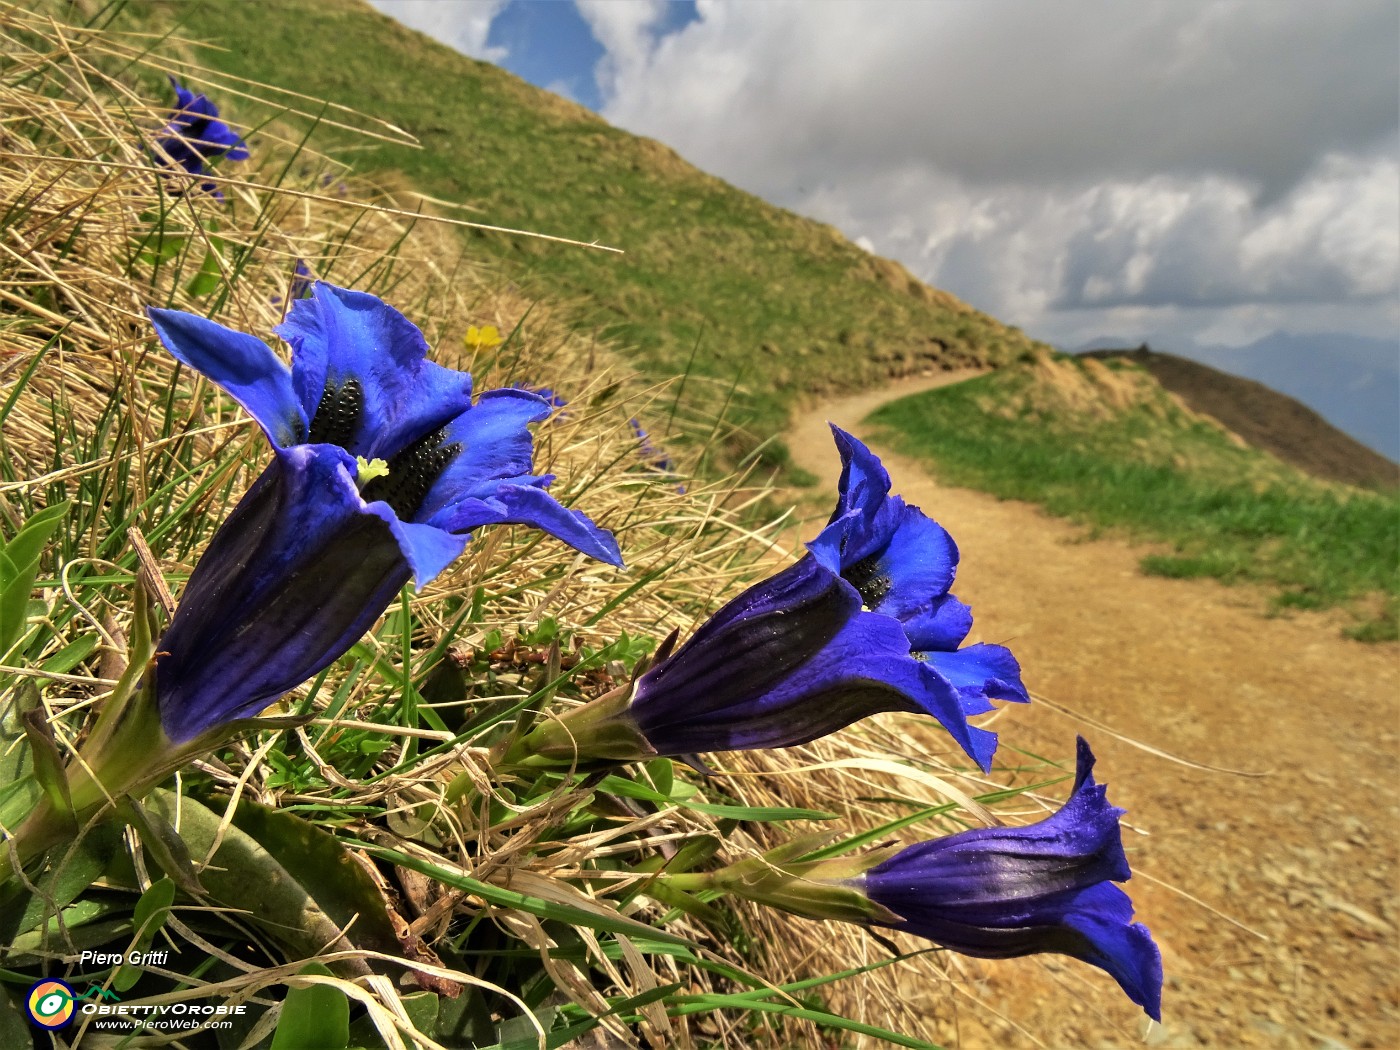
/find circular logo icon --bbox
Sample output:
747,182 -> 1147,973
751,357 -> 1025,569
26,979 -> 75,1030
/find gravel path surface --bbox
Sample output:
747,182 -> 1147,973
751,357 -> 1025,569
785,372 -> 1399,1049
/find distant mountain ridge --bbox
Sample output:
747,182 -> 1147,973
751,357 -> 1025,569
1081,346 -> 1398,489
1075,331 -> 1398,462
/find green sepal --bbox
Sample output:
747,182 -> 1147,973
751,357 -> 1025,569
703,846 -> 907,928
20,708 -> 73,825
503,684 -> 653,771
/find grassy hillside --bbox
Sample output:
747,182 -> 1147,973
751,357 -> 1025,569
4,12 -> 1061,1045
1083,347 -> 1399,490
868,354 -> 1400,639
119,0 -> 1043,468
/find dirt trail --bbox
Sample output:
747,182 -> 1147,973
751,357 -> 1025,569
786,372 -> 1400,1049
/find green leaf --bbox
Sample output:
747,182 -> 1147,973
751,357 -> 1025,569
6,916 -> 134,966
0,330 -> 61,434
355,841 -> 690,947
0,985 -> 34,1047
6,897 -> 117,955
145,791 -> 400,975
38,633 -> 99,679
596,775 -> 836,822
0,680 -> 39,789
21,708 -> 72,821
271,963 -> 349,1050
184,238 -> 226,297
669,995 -> 943,1048
227,797 -> 401,952
0,503 -> 68,582
136,233 -> 188,266
401,990 -> 440,1036
121,797 -> 204,897
113,877 -> 175,992
0,501 -> 70,658
0,821 -> 123,943
0,775 -> 39,833
644,758 -> 673,797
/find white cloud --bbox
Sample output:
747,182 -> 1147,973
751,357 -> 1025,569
366,0 -> 510,64
575,0 -> 669,99
588,0 -> 1399,346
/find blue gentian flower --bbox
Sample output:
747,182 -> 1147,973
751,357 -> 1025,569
862,738 -> 1163,1020
146,282 -> 621,742
154,77 -> 249,196
270,261 -> 314,306
288,260 -> 314,300
628,425 -> 1022,768
807,426 -> 1030,726
516,426 -> 1022,771
628,418 -> 674,473
514,387 -> 566,411
629,417 -> 684,493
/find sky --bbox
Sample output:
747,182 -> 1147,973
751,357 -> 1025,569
368,0 -> 1399,360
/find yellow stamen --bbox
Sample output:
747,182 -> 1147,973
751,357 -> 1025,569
356,456 -> 390,485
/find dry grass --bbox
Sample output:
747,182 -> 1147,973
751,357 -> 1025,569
0,7 -> 1087,1048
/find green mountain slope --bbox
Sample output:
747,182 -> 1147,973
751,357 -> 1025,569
138,0 -> 1042,461
867,353 -> 1399,638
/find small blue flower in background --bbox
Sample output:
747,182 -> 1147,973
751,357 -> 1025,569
518,426 -> 1022,771
154,77 -> 249,196
288,259 -> 314,300
513,387 -> 566,412
862,737 -> 1163,1020
629,418 -> 674,474
629,417 -> 685,493
270,261 -> 314,306
146,282 -> 621,742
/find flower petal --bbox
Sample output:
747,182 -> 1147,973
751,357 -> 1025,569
924,642 -> 1031,711
630,557 -> 859,746
169,77 -> 197,114
161,79 -> 248,164
629,557 -> 994,768
147,307 -> 305,448
420,388 -> 550,523
827,423 -> 892,526
862,739 -> 1160,1019
902,593 -> 973,651
156,445 -> 410,742
276,283 -> 474,460
808,429 -> 962,629
844,496 -> 960,620
772,610 -> 994,769
441,482 -> 622,567
363,506 -> 469,591
1061,884 -> 1164,1021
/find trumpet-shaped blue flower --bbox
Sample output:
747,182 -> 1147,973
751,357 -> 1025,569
147,282 -> 621,742
518,427 -> 1022,771
628,425 -> 1022,768
807,425 -> 1029,720
862,738 -> 1163,1020
154,78 -> 249,195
